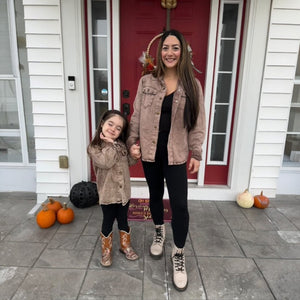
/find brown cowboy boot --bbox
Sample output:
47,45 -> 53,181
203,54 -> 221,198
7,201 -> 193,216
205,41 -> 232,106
119,228 -> 138,261
100,231 -> 113,267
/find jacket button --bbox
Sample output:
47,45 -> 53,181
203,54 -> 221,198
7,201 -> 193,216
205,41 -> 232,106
152,141 -> 155,144
156,112 -> 160,115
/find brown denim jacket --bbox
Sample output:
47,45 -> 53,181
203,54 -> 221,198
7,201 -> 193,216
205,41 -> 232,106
87,141 -> 136,206
127,74 -> 206,164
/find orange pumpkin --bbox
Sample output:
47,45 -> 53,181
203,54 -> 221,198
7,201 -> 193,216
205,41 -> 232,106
46,198 -> 62,214
254,191 -> 269,209
57,203 -> 74,224
36,205 -> 56,228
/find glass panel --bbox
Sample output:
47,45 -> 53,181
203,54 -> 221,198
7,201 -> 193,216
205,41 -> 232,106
296,50 -> 300,77
292,85 -> 300,104
0,80 -> 19,129
210,135 -> 226,161
95,102 -> 108,127
15,0 -> 35,163
93,37 -> 107,68
92,0 -> 107,35
283,134 -> 300,167
216,73 -> 232,103
222,4 -> 239,38
219,40 -> 235,71
213,105 -> 229,133
287,107 -> 300,132
94,70 -> 108,100
0,0 -> 13,74
0,136 -> 22,162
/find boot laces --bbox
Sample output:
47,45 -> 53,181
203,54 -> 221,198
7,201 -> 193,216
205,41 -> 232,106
153,227 -> 164,244
173,252 -> 185,272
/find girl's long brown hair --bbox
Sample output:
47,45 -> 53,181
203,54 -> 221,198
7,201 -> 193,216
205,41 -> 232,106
89,110 -> 129,148
153,29 -> 200,131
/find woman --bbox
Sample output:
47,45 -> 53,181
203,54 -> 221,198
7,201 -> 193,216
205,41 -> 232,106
127,29 -> 206,291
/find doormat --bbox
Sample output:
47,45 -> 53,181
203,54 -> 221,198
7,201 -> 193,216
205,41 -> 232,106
128,198 -> 172,222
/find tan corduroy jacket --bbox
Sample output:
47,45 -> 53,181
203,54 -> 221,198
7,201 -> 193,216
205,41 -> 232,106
87,141 -> 137,206
127,74 -> 206,164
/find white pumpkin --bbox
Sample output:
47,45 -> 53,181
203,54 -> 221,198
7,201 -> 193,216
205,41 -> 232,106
236,189 -> 254,208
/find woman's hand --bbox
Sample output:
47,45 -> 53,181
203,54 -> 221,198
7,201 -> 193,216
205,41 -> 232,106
188,158 -> 200,174
100,132 -> 115,144
130,144 -> 141,160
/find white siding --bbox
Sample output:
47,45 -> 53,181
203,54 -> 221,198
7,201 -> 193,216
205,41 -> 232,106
23,0 -> 70,201
249,1 -> 300,197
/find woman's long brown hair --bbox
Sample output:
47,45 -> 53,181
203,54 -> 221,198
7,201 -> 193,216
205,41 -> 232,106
153,29 -> 200,131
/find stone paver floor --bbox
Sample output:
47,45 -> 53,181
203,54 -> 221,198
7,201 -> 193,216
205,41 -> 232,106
0,192 -> 300,300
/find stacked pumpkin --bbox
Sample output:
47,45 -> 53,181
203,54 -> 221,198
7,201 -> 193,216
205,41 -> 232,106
36,198 -> 74,228
236,189 -> 269,209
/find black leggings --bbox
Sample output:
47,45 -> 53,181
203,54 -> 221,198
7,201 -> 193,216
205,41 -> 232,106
101,202 -> 130,236
142,157 -> 189,248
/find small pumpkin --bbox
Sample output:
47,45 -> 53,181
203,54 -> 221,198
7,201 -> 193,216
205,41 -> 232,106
236,189 -> 254,208
36,204 -> 56,228
57,202 -> 74,224
254,191 -> 269,209
46,198 -> 62,214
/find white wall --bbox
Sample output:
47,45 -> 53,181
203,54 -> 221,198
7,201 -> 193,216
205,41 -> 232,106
249,0 -> 300,197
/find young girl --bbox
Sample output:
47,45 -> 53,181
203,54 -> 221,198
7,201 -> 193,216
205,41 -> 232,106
87,110 -> 138,267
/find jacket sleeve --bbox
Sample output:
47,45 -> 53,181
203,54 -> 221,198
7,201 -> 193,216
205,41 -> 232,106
126,76 -> 144,149
87,144 -> 118,169
188,80 -> 206,161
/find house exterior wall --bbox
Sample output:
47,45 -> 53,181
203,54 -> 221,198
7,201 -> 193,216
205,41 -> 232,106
21,0 -> 299,204
23,0 -> 70,203
249,0 -> 300,197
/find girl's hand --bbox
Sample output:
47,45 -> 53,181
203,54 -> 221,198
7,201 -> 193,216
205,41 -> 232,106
100,132 -> 115,144
130,144 -> 141,160
188,158 -> 200,174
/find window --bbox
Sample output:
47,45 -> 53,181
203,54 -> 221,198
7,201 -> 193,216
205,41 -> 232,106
207,0 -> 243,164
0,0 -> 34,163
88,0 -> 111,132
283,49 -> 300,167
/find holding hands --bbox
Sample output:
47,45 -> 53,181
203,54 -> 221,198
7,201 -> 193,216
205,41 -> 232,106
130,143 -> 141,160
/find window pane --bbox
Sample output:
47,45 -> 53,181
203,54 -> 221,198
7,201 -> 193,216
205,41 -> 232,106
287,107 -> 300,132
92,0 -> 107,35
0,0 -> 12,74
216,73 -> 232,103
219,40 -> 235,71
211,135 -> 226,161
213,105 -> 229,133
15,0 -> 35,163
0,80 -> 19,129
292,85 -> 300,104
93,37 -> 107,68
222,4 -> 239,38
0,136 -> 22,162
94,70 -> 108,100
296,50 -> 300,77
95,102 -> 108,127
283,134 -> 300,167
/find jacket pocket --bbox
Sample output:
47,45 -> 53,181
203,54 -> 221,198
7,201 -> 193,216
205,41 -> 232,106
142,87 -> 157,108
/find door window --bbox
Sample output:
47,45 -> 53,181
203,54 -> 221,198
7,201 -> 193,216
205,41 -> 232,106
0,0 -> 34,163
283,49 -> 300,167
207,1 -> 243,164
88,0 -> 111,133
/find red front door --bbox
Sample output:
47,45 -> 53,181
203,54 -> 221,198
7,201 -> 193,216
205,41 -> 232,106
120,0 -> 210,178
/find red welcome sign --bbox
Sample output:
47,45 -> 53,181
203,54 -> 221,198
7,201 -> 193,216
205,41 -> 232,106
128,198 -> 172,222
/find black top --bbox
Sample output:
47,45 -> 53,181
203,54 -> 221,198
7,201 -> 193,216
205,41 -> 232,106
158,92 -> 174,145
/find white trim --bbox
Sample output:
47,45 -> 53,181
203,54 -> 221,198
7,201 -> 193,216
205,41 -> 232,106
112,0 -> 120,110
198,0 -> 219,186
207,0 -> 244,165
